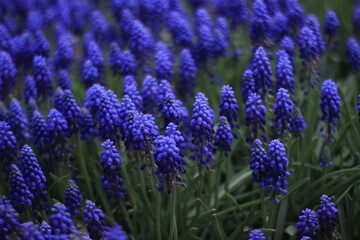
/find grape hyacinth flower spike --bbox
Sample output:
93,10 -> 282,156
296,208 -> 319,239
214,116 -> 233,156
103,225 -> 128,240
346,37 -> 360,72
9,98 -> 30,144
0,121 -> 17,175
219,85 -> 239,133
248,229 -> 266,240
250,0 -> 271,48
324,11 -> 340,50
245,93 -> 267,141
83,200 -> 106,240
179,49 -> 197,99
317,195 -> 339,239
33,55 -> 53,100
273,88 -> 294,138
154,135 -> 186,192
276,50 -> 295,95
49,203 -> 76,236
252,46 -> 273,99
249,139 -> 267,186
64,179 -> 83,216
241,70 -> 255,104
320,80 -> 341,142
0,199 -> 22,238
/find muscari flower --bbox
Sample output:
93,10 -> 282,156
320,80 -> 341,142
20,145 -> 47,209
0,101 -> 8,122
109,43 -> 137,77
0,24 -> 14,54
154,135 -> 186,192
123,75 -> 143,111
216,17 -> 230,43
266,139 -> 291,202
219,85 -> 239,131
252,47 -> 273,98
9,164 -> 34,212
79,107 -> 97,140
191,92 -> 215,170
49,203 -> 76,236
299,26 -> 320,88
296,208 -> 319,239
119,9 -> 135,43
249,139 -> 267,186
353,5 -> 360,34
280,36 -> 295,68
130,20 -> 154,63
24,75 -> 38,104
306,15 -> 325,56
83,200 -> 106,240
276,50 -> 295,95
30,110 -> 47,153
64,179 -> 83,216
21,222 -> 44,240
272,12 -> 288,43
54,34 -> 74,70
285,0 -> 304,37
248,229 -> 266,240
162,93 -> 181,127
103,225 -> 128,240
85,40 -> 105,74
33,31 -> 50,58
213,28 -> 227,59
250,0 -> 271,48
196,24 -> 214,65
0,122 -> 17,175
346,37 -> 360,72
179,48 -> 197,99
214,116 -> 233,156
0,50 -> 16,97
9,98 -> 30,143
324,11 -> 340,50
33,55 -> 53,100
119,95 -> 137,138
273,88 -> 294,138
141,75 -> 159,114
241,70 -> 255,104
58,69 -> 73,91
158,79 -> 174,104
100,140 -> 126,202
245,93 -> 267,141
155,42 -> 174,81
0,199 -> 22,239
82,59 -> 100,87
216,0 -> 247,29
61,89 -> 81,135
91,10 -> 111,40
40,221 -> 51,238
47,109 -> 70,151
316,195 -> 339,239
13,32 -> 34,69
167,11 -> 193,47
83,84 -> 105,116
165,122 -> 186,153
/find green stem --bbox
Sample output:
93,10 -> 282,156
260,189 -> 267,226
170,188 -> 178,240
156,191 -> 162,240
268,198 -> 277,230
77,136 -> 94,200
120,203 -> 135,236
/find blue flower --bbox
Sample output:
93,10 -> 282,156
290,107 -> 307,137
167,11 -> 193,47
276,50 -> 295,95
91,10 -> 111,41
58,69 -> 73,91
195,8 -> 213,30
324,11 -> 340,50
47,109 -> 70,149
252,47 -> 273,98
248,229 -> 266,240
30,110 -> 48,153
54,34 -> 74,70
245,93 -> 266,141
196,25 -> 214,64
317,194 -> 338,239
33,31 -> 50,58
49,203 -> 76,236
0,50 -> 16,97
162,93 -> 181,127
0,199 -> 22,239
0,24 -> 14,54
20,145 -> 47,209
100,140 -> 126,202
250,0 -> 271,48
119,9 -> 135,43
213,28 -> 227,59
0,121 -> 17,175
130,20 -> 154,63
13,32 -> 34,69
154,135 -> 186,192
249,139 -> 267,186
353,5 -> 360,34
165,122 -> 186,153
9,164 -> 34,212
273,88 -> 294,138
79,107 -> 97,140
103,225 -> 128,240
83,200 -> 105,240
266,139 -> 291,202
85,40 -> 105,74
280,36 -> 295,68
272,12 -> 288,43
41,221 -> 51,237
285,0 -> 304,37
0,101 -> 8,122
84,84 -> 105,116
141,75 -> 159,114
21,222 -> 44,240
24,76 -> 38,104
155,42 -> 174,81
214,116 -> 233,155
64,179 -> 83,216
123,75 -> 143,111
346,37 -> 360,72
220,85 -> 239,130
60,89 -> 81,135
110,43 -> 137,77
9,98 -> 30,143
191,93 -> 215,170
306,15 -> 325,56
82,59 -> 100,87
320,80 -> 341,141
296,208 -> 319,239
241,70 -> 255,104
33,55 -> 53,100
179,49 -> 197,99
216,0 -> 247,29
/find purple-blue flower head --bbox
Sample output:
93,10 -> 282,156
280,36 -> 295,68
109,43 -> 137,77
216,0 -> 247,28
9,98 -> 30,143
271,12 -> 288,43
61,89 -> 81,135
103,225 -> 128,240
9,164 -> 34,212
248,229 -> 266,240
0,121 -> 17,175
196,24 -> 215,65
82,59 -> 100,87
85,40 -> 105,74
167,11 -> 193,47
64,179 -> 83,216
123,75 -> 143,111
252,47 -> 273,98
49,203 -> 76,236
241,70 -> 255,104
24,75 -> 38,104
79,107 -> 97,140
33,31 -> 50,58
54,34 -> 74,70
155,42 -> 174,81
191,92 -> 215,170
47,108 -> 70,147
320,80 -> 341,141
346,37 -> 360,71
83,200 -> 105,240
324,11 -> 340,50
21,222 -> 44,240
0,24 -> 14,54
141,75 -> 159,114
58,69 -> 72,91
285,0 -> 304,37
162,93 -> 181,127
30,110 -> 48,153
249,139 -> 267,186
317,195 -> 338,238
276,50 -> 295,95
290,107 -> 307,137
154,135 -> 186,192
0,199 -> 22,238
0,50 -> 16,96
250,0 -> 271,48
220,85 -> 239,130
245,93 -> 266,141
296,208 -> 319,239
214,116 -> 233,155
306,15 -> 325,56
273,88 -> 294,138
353,6 -> 360,34
0,101 -> 8,122
33,55 -> 53,100
130,20 -> 154,63
165,122 -> 186,153
100,140 -> 126,201
179,48 -> 197,99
